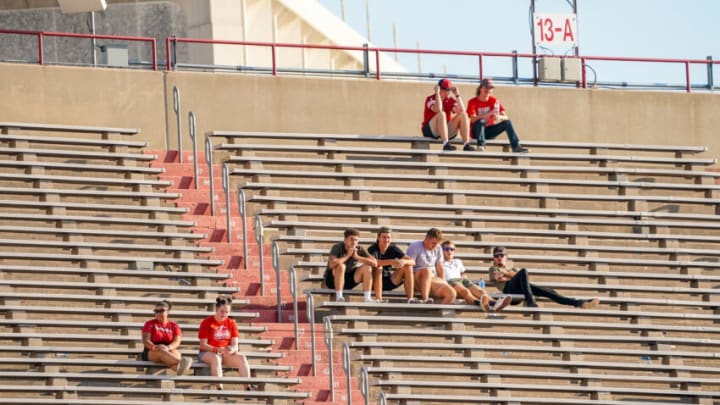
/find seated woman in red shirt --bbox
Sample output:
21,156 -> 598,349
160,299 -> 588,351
198,295 -> 250,390
141,300 -> 192,375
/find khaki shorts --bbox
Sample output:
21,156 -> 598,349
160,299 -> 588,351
447,278 -> 474,288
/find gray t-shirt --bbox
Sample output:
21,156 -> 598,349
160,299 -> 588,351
405,240 -> 442,274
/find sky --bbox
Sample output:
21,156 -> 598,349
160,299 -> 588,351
317,0 -> 719,90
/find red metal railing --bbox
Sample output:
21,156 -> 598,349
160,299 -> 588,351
0,29 -> 157,71
165,37 -> 719,93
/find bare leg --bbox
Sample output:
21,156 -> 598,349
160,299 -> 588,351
147,349 -> 181,370
372,267 -> 383,299
331,263 -> 346,294
449,111 -> 470,143
414,268 -> 432,300
429,112 -> 448,143
392,264 -> 414,299
430,278 -> 457,304
222,352 -> 250,378
354,265 -> 373,293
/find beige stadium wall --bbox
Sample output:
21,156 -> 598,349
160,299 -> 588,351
1,63 -> 719,156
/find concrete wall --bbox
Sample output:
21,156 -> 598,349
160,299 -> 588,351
1,62 -> 718,156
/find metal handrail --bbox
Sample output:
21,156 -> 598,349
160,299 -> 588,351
237,187 -> 248,270
289,265 -> 299,350
360,366 -> 369,405
379,392 -> 387,405
324,316 -> 335,402
188,112 -> 198,189
343,342 -> 352,405
172,86 -> 182,163
254,213 -> 265,295
204,135 -> 215,216
306,291 -> 317,376
222,163 -> 231,243
0,28 -> 157,70
272,240 -> 282,322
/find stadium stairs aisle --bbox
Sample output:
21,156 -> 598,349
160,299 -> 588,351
149,150 -> 352,404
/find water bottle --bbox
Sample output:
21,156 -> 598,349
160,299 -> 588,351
477,279 -> 485,288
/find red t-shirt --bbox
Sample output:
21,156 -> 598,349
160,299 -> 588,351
198,316 -> 239,348
421,94 -> 457,127
141,319 -> 181,345
466,95 -> 505,127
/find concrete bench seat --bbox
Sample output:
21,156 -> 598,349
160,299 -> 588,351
0,159 -> 163,174
305,284 -> 718,309
0,186 -> 179,200
243,182 -> 720,212
0,251 -> 221,267
0,305 -> 257,322
0,213 -> 194,228
0,122 -> 140,137
0,199 -> 188,214
0,399 -> 272,405
379,392 -> 687,405
348,340 -> 720,362
231,167 -> 720,195
262,207 -> 720,232
250,195 -> 720,223
0,265 -> 228,281
326,314 -> 720,340
219,143 -> 716,167
0,332 -> 272,348
208,130 -> 709,155
0,292 -> 245,308
0,172 -> 170,187
0,279 -> 235,295
0,225 -> 204,240
230,155 -> 720,186
0,319 -> 265,335
0,238 -> 212,253
0,345 -> 282,360
0,147 -> 155,161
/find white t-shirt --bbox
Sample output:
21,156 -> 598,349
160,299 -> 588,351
442,258 -> 466,280
406,240 -> 442,274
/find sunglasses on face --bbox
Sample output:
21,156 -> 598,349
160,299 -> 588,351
154,309 -> 167,314
493,254 -> 505,258
443,247 -> 456,251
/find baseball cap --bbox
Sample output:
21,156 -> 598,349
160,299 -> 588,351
480,78 -> 495,89
438,78 -> 453,90
492,246 -> 507,256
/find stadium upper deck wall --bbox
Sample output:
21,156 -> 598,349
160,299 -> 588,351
1,62 -> 718,155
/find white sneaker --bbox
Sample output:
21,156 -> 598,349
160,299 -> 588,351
407,298 -> 421,304
422,298 -> 434,304
335,296 -> 346,302
492,295 -> 512,311
176,357 -> 192,376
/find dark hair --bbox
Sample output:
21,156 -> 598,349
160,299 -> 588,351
155,300 -> 171,310
425,228 -> 443,240
344,228 -> 360,239
215,295 -> 233,308
441,240 -> 454,247
475,85 -> 483,97
376,226 -> 392,236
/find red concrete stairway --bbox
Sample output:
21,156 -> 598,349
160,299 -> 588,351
148,150 -> 361,404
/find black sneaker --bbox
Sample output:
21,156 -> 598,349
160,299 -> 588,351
443,143 -> 457,151
463,143 -> 475,152
512,145 -> 529,154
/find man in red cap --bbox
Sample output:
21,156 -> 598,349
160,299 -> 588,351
466,78 -> 529,153
421,78 -> 474,152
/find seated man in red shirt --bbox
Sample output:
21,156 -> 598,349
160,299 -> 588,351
421,78 -> 474,152
466,78 -> 529,153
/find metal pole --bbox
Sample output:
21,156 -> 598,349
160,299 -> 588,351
289,266 -> 299,350
573,0 -> 579,57
173,86 -> 182,163
343,342 -> 352,405
685,61 -> 691,93
360,367 -> 370,405
91,11 -> 97,67
365,0 -> 371,42
362,44 -> 369,78
707,56 -> 714,90
188,112 -> 198,189
272,240 -> 282,322
222,164 -> 231,243
340,0 -> 346,21
416,40 -> 422,73
306,291 -> 317,376
237,187 -> 248,270
254,214 -> 265,295
205,136 -> 215,216
392,23 -> 398,62
512,50 -> 519,84
531,0 -> 538,86
325,317 -> 335,402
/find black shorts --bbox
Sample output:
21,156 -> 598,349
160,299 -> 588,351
324,267 -> 360,290
421,123 -> 438,139
140,348 -> 149,361
382,273 -> 402,291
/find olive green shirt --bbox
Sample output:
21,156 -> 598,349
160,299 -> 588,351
488,264 -> 516,292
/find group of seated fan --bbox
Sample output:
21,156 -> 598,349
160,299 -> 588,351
324,227 -> 600,311
140,295 -> 248,390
